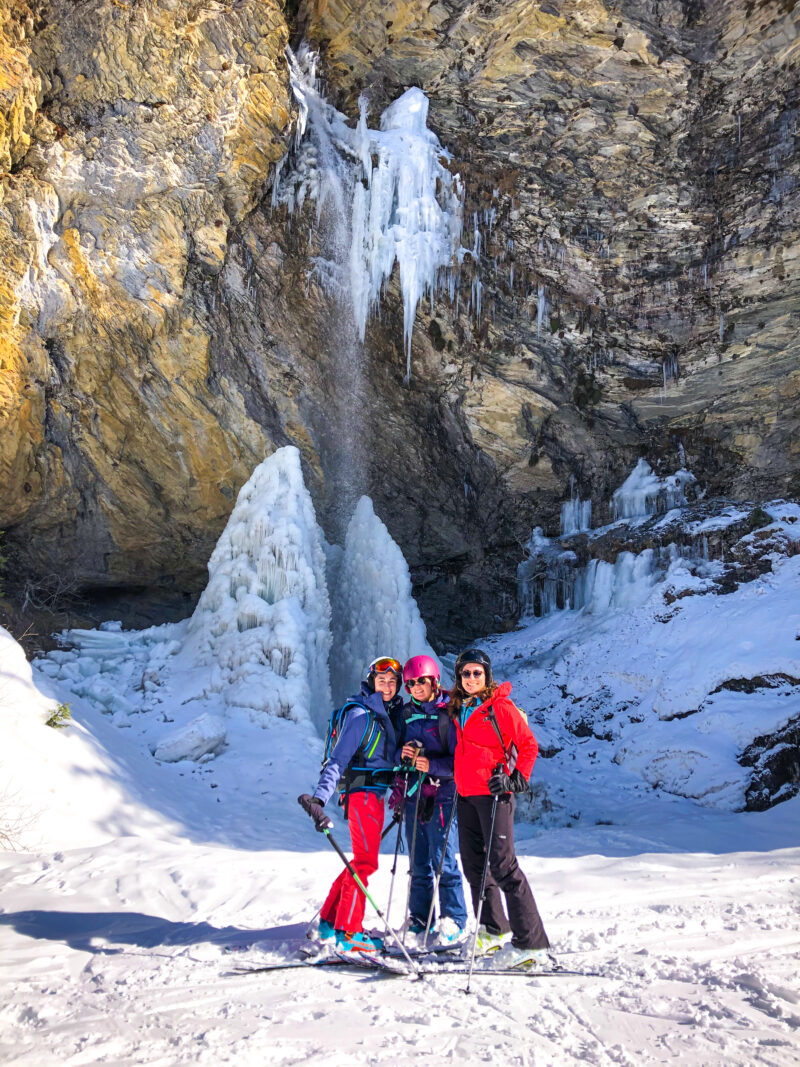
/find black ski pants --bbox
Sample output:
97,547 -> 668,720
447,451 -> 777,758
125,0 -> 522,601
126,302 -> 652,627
457,793 -> 549,950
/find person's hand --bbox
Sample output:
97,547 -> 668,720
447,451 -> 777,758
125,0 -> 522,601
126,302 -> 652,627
488,768 -> 528,795
401,743 -> 426,771
298,793 -> 333,832
488,770 -> 513,795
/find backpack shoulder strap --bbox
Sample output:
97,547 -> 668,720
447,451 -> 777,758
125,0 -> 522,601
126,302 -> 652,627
324,699 -> 369,761
437,710 -> 451,753
485,702 -> 522,775
485,704 -> 508,757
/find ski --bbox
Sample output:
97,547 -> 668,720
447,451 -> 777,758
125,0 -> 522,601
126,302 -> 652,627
417,966 -> 601,977
332,948 -> 411,975
383,940 -> 465,959
230,958 -> 599,978
409,955 -> 601,978
230,953 -> 410,977
230,956 -> 346,974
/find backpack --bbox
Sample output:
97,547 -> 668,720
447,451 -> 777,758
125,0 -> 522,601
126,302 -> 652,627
322,699 -> 390,815
323,699 -> 371,764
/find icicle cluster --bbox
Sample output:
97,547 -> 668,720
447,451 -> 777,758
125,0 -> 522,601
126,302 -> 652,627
519,461 -> 701,619
276,48 -> 464,380
612,459 -> 696,521
560,476 -> 592,536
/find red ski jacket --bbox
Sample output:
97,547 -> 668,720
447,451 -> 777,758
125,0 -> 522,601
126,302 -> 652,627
453,682 -> 539,797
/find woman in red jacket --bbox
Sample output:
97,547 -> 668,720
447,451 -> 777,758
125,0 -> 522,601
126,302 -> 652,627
449,648 -> 550,967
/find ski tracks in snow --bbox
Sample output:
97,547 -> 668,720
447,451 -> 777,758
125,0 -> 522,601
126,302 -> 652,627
1,841 -> 799,1065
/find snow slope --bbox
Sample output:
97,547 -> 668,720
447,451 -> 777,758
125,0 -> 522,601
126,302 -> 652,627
2,492 -> 799,1063
1,638 -> 798,1065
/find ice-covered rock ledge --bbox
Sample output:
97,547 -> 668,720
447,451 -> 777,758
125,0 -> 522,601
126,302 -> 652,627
509,496 -> 800,815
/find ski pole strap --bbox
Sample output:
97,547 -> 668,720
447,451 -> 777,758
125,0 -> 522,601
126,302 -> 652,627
381,808 -> 404,840
484,706 -> 519,772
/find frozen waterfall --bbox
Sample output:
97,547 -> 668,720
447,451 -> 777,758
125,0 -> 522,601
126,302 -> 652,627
276,47 -> 463,382
43,452 -> 438,748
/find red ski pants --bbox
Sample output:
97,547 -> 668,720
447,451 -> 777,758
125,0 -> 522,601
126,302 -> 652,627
320,791 -> 384,933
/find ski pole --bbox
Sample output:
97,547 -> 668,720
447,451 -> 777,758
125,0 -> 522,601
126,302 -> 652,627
381,810 -> 403,842
464,770 -> 503,995
421,792 -> 458,950
384,776 -> 409,927
321,827 -> 420,974
401,767 -> 425,944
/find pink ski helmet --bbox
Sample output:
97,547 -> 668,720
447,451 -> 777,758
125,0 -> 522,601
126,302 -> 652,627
403,655 -> 440,692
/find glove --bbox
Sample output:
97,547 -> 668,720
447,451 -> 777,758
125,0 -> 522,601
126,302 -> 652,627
388,775 -> 407,813
298,793 -> 333,832
419,791 -> 436,824
488,768 -> 528,796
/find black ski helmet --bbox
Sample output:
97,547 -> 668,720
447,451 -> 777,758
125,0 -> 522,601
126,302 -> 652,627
455,648 -> 493,687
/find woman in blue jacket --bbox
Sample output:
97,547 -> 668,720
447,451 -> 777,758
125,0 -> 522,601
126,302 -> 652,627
393,655 -> 468,943
299,656 -> 402,953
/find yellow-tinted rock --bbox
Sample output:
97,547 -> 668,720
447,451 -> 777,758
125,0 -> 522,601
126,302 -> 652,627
1,0 -> 293,591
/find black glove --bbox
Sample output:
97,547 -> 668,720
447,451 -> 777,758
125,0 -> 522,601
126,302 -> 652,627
419,792 -> 436,824
488,768 -> 529,796
298,793 -> 333,832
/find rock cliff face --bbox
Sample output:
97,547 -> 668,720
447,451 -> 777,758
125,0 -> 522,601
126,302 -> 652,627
1,0 -> 798,643
1,0 -> 292,617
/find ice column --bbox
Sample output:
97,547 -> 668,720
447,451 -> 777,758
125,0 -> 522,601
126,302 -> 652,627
181,446 -> 333,730
329,496 -> 437,703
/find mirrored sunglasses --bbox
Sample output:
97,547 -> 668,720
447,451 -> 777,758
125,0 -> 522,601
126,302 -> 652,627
460,668 -> 485,679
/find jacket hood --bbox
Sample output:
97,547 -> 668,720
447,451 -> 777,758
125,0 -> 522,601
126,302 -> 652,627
355,683 -> 400,728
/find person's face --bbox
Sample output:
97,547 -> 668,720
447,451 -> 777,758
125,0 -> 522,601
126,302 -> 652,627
406,677 -> 434,702
460,663 -> 486,696
374,671 -> 398,701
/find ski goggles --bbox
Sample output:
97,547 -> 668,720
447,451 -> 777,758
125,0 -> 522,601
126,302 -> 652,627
369,657 -> 402,675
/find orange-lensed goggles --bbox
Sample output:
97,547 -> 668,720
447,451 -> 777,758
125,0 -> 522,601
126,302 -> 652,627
370,657 -> 402,675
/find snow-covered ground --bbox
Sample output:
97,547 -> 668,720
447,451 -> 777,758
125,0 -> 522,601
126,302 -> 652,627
2,455 -> 799,1065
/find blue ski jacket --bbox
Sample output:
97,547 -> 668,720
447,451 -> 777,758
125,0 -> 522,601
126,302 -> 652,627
313,684 -> 400,807
396,690 -> 457,803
